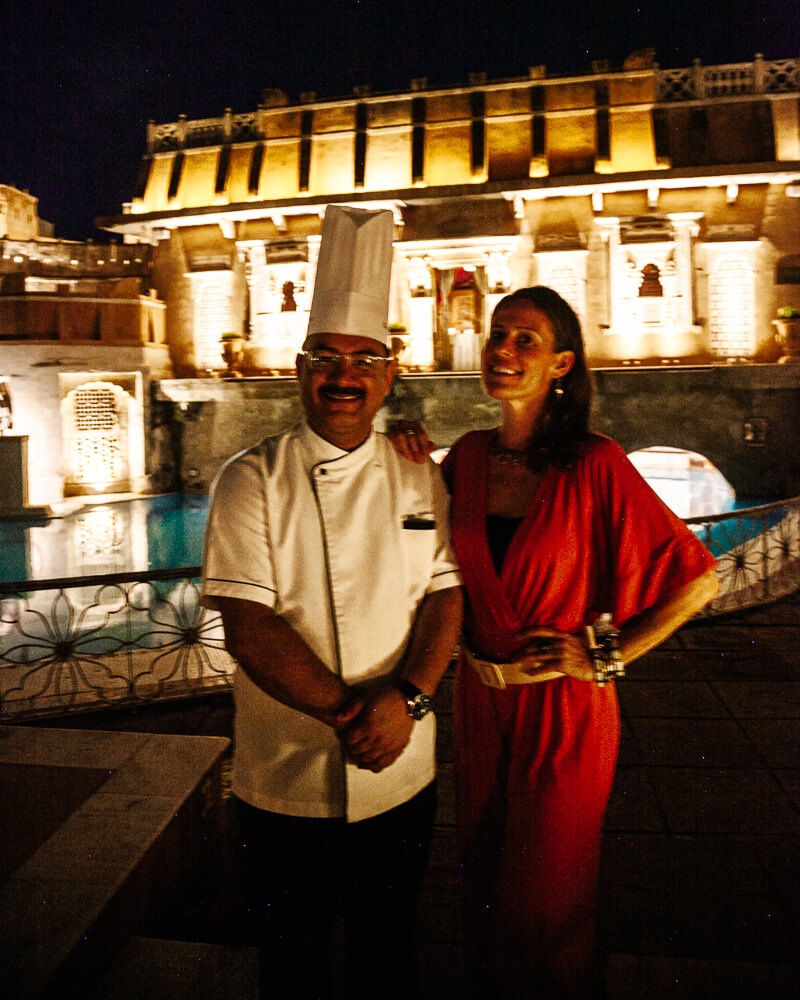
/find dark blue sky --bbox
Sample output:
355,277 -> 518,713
2,0 -> 798,240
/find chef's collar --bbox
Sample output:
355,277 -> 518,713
298,419 -> 377,474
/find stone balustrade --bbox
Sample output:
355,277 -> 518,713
145,55 -> 800,153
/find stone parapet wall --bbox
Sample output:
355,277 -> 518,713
155,364 -> 800,500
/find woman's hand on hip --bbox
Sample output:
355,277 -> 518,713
516,627 -> 595,682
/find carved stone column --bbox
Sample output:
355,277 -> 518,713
406,257 -> 435,370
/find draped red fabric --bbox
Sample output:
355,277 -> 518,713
443,430 -> 716,998
444,430 -> 716,662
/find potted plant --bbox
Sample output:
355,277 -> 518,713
220,331 -> 245,376
772,307 -> 800,364
388,322 -> 411,368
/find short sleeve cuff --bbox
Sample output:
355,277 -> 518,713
201,578 -> 277,610
425,568 -> 462,596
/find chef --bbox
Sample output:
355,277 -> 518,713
201,204 -> 462,1000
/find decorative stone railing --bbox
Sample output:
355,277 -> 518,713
148,110 -> 263,152
0,238 -> 154,273
146,56 -> 800,153
656,55 -> 800,101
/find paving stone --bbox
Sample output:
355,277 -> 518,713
435,760 -> 457,825
89,937 -> 259,1000
676,625 -> 763,650
434,712 -> 454,763
617,715 -> 642,766
738,718 -> 800,767
616,680 -> 726,718
628,650 -> 703,681
13,592 -> 800,994
647,767 -> 799,835
711,680 -> 800,717
627,718 -> 763,767
773,769 -> 800,809
692,650 -> 800,681
759,834 -> 800,930
605,767 -> 666,832
599,833 -> 798,963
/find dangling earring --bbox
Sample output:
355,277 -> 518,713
553,378 -> 565,398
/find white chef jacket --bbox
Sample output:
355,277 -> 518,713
201,421 -> 461,822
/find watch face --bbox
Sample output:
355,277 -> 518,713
409,694 -> 432,719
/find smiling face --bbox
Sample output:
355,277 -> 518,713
296,333 -> 395,451
481,300 -> 575,413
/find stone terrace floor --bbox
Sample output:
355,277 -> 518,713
20,589 -> 800,999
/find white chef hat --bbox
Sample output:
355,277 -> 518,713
306,205 -> 394,346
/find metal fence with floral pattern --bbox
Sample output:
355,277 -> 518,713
0,568 -> 233,721
686,496 -> 800,616
2,496 -> 799,720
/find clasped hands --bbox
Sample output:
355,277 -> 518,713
329,684 -> 415,773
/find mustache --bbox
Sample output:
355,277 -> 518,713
319,384 -> 366,399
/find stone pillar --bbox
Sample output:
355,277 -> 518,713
671,218 -> 700,331
0,435 -> 29,512
406,258 -> 435,369
409,297 -> 435,369
484,253 -> 511,335
0,435 -> 51,516
596,219 -> 622,333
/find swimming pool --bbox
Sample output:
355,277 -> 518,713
0,494 -> 210,585
0,485 -> 778,587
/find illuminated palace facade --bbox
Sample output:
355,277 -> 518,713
4,53 -> 800,510
101,51 -> 800,375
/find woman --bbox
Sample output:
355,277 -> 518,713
392,287 -> 718,999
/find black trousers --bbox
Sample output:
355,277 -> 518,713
236,782 -> 437,1000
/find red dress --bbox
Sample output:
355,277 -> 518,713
444,431 -> 716,999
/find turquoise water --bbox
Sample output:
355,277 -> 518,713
0,488 -> 780,587
0,494 -> 210,585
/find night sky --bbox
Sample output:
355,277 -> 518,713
2,0 -> 798,241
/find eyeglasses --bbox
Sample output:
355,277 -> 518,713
300,350 -> 390,374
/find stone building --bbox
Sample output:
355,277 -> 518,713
0,185 -> 51,241
5,52 -> 800,510
99,51 -> 800,376
0,227 -> 170,507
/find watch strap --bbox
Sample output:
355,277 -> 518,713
396,679 -> 425,701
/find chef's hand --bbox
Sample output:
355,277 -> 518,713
326,691 -> 365,731
340,687 -> 414,772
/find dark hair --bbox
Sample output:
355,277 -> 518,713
492,286 -> 593,471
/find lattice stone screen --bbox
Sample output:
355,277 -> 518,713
64,382 -> 128,487
708,254 -> 754,356
59,376 -> 145,496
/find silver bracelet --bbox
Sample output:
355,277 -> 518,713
585,624 -> 625,686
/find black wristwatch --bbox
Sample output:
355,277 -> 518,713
396,679 -> 433,720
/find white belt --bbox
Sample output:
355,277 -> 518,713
464,645 -> 562,690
